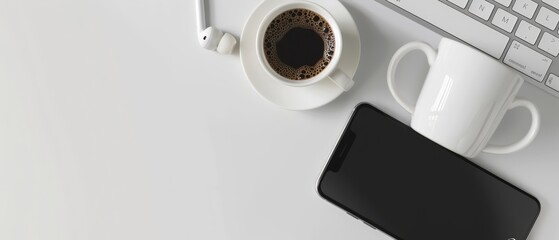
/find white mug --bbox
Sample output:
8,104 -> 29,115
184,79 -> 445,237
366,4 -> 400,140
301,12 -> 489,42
255,1 -> 354,91
387,38 -> 540,158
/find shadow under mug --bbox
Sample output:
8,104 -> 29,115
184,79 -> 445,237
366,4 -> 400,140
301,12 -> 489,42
255,1 -> 354,91
387,38 -> 540,158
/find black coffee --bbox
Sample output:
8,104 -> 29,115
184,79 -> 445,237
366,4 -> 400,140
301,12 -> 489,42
263,8 -> 335,80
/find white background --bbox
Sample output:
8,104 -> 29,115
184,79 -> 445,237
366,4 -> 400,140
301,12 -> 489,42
1,0 -> 558,239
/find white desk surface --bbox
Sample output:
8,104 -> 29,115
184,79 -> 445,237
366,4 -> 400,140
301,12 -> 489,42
1,0 -> 558,239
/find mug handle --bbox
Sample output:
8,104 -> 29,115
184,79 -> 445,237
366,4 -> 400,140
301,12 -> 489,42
483,99 -> 540,154
329,68 -> 354,92
387,42 -> 437,114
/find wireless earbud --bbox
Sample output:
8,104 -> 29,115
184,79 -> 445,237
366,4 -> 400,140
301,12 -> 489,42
196,0 -> 237,54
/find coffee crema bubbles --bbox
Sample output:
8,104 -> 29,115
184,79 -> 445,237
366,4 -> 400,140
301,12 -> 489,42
263,8 -> 336,80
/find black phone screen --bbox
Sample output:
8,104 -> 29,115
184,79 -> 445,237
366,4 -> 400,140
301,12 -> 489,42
317,103 -> 540,240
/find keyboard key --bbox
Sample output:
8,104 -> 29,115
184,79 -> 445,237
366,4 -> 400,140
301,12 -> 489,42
513,0 -> 538,19
448,0 -> 468,9
505,41 -> 552,82
546,74 -> 559,92
542,0 -> 559,12
535,6 -> 559,30
515,20 -> 541,44
492,8 -> 518,32
495,0 -> 512,7
385,0 -> 509,59
469,0 -> 495,20
538,32 -> 559,56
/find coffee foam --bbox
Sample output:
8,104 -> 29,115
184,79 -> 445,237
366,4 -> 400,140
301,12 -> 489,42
263,8 -> 336,80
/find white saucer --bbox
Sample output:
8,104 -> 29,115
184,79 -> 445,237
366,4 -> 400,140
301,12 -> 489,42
240,0 -> 361,110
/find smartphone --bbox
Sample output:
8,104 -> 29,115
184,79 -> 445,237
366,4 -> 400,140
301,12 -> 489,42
317,103 -> 540,240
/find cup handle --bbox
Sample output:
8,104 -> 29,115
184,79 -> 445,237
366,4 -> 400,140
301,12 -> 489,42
387,42 -> 437,114
483,99 -> 540,154
328,69 -> 354,92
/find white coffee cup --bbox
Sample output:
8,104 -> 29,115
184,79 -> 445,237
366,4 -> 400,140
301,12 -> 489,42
255,1 -> 354,91
387,38 -> 540,158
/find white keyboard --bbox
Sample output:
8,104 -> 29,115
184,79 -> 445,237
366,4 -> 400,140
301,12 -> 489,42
378,0 -> 559,98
